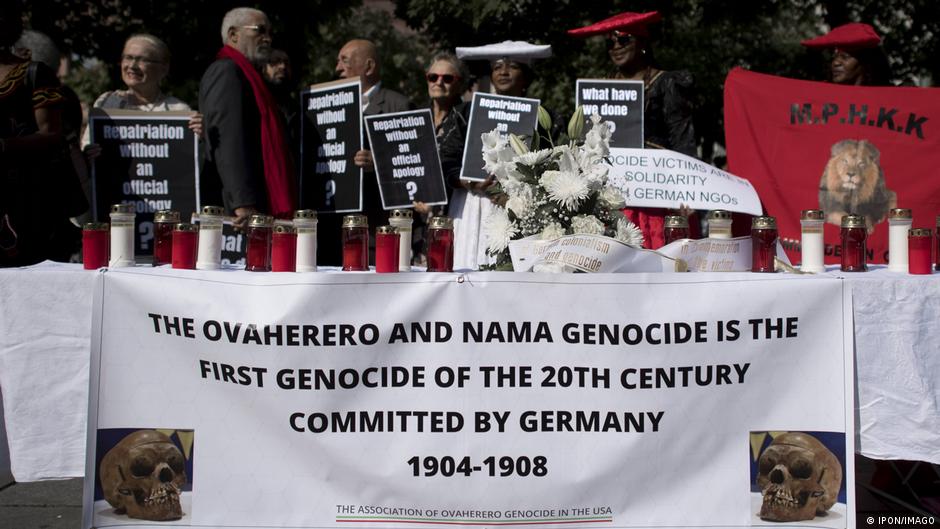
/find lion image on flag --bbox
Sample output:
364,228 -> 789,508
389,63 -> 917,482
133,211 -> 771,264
818,139 -> 896,231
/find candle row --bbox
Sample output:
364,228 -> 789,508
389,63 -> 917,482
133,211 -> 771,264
83,205 -> 456,273
667,209 -> 938,274
339,214 -> 454,273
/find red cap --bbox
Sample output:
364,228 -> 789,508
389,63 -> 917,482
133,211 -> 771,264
567,11 -> 662,38
801,23 -> 881,50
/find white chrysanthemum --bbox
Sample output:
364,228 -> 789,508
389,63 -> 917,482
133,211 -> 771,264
571,214 -> 605,235
506,184 -> 535,217
616,217 -> 645,248
598,186 -> 626,209
484,207 -> 517,254
542,170 -> 590,210
517,148 -> 552,166
539,222 -> 566,240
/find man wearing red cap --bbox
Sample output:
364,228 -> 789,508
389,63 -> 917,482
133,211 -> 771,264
802,23 -> 891,86
569,11 -> 698,248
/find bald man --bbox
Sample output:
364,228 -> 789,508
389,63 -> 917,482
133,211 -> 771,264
319,39 -> 412,265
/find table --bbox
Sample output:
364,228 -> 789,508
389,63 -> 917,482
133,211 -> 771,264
1,261 -> 938,482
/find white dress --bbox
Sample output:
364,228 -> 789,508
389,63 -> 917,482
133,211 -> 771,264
450,188 -> 496,270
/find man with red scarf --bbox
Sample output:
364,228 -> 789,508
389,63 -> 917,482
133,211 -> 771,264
199,7 -> 296,229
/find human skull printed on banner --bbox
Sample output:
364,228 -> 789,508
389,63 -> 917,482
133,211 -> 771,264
100,430 -> 187,521
756,432 -> 843,522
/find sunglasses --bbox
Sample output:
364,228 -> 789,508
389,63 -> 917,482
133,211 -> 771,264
426,72 -> 460,84
606,33 -> 636,49
236,24 -> 270,36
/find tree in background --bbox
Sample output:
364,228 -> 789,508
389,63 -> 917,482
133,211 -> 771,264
23,0 -> 938,160
396,0 -> 937,160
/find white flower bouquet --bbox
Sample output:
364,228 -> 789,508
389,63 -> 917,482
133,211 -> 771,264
480,107 -> 643,270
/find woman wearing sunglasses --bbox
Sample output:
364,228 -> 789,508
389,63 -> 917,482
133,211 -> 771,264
411,53 -> 471,264
569,11 -> 698,248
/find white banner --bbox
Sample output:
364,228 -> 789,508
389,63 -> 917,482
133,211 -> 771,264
84,268 -> 854,529
607,148 -> 762,215
657,237 -> 792,272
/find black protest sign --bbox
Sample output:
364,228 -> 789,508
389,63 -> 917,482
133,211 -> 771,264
89,110 -> 198,255
365,109 -> 447,210
460,92 -> 540,182
300,79 -> 362,213
575,79 -> 644,148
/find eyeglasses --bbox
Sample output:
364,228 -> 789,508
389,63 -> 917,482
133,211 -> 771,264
122,54 -> 162,66
236,24 -> 270,36
606,32 -> 636,49
426,72 -> 460,84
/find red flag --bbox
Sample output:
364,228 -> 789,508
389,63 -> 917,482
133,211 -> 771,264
724,68 -> 940,264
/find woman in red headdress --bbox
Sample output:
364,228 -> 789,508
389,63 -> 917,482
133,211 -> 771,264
569,12 -> 698,248
801,23 -> 892,86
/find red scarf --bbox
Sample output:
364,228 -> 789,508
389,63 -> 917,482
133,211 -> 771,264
216,46 -> 296,217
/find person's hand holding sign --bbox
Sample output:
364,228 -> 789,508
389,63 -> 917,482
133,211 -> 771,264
354,149 -> 374,172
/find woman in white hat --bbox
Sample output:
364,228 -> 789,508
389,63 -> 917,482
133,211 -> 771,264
449,41 -> 553,269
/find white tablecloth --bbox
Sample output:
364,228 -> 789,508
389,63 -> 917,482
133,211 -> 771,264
1,262 -> 938,481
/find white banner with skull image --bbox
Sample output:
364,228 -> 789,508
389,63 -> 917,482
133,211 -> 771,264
83,267 -> 855,529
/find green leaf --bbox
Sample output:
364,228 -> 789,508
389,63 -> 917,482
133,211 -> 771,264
567,106 -> 585,142
537,105 -> 552,133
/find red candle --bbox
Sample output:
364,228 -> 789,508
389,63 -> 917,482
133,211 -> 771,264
663,215 -> 690,245
82,222 -> 109,270
840,215 -> 867,272
909,228 -> 933,275
427,216 -> 454,272
271,225 -> 297,272
152,210 -> 180,266
171,223 -> 198,269
751,216 -> 777,273
375,226 -> 400,273
245,215 -> 274,272
342,214 -> 369,271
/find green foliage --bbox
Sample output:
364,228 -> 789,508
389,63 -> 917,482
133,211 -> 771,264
303,6 -> 432,107
62,59 -> 110,106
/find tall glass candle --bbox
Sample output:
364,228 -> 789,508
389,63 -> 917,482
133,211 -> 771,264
82,222 -> 109,270
389,209 -> 413,271
751,216 -> 778,273
271,225 -> 297,272
152,210 -> 180,266
196,205 -> 224,270
293,209 -> 318,272
171,223 -> 198,270
706,210 -> 732,239
799,209 -> 825,273
427,216 -> 454,272
909,228 -> 932,275
375,225 -> 400,273
663,215 -> 690,245
840,214 -> 867,272
245,214 -> 274,272
108,203 -> 136,267
887,208 -> 913,272
342,214 -> 369,271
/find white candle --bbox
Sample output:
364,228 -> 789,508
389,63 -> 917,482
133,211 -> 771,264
294,210 -> 318,272
800,210 -> 825,273
707,210 -> 732,239
196,206 -> 225,270
389,209 -> 414,272
888,208 -> 912,273
108,204 -> 135,267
